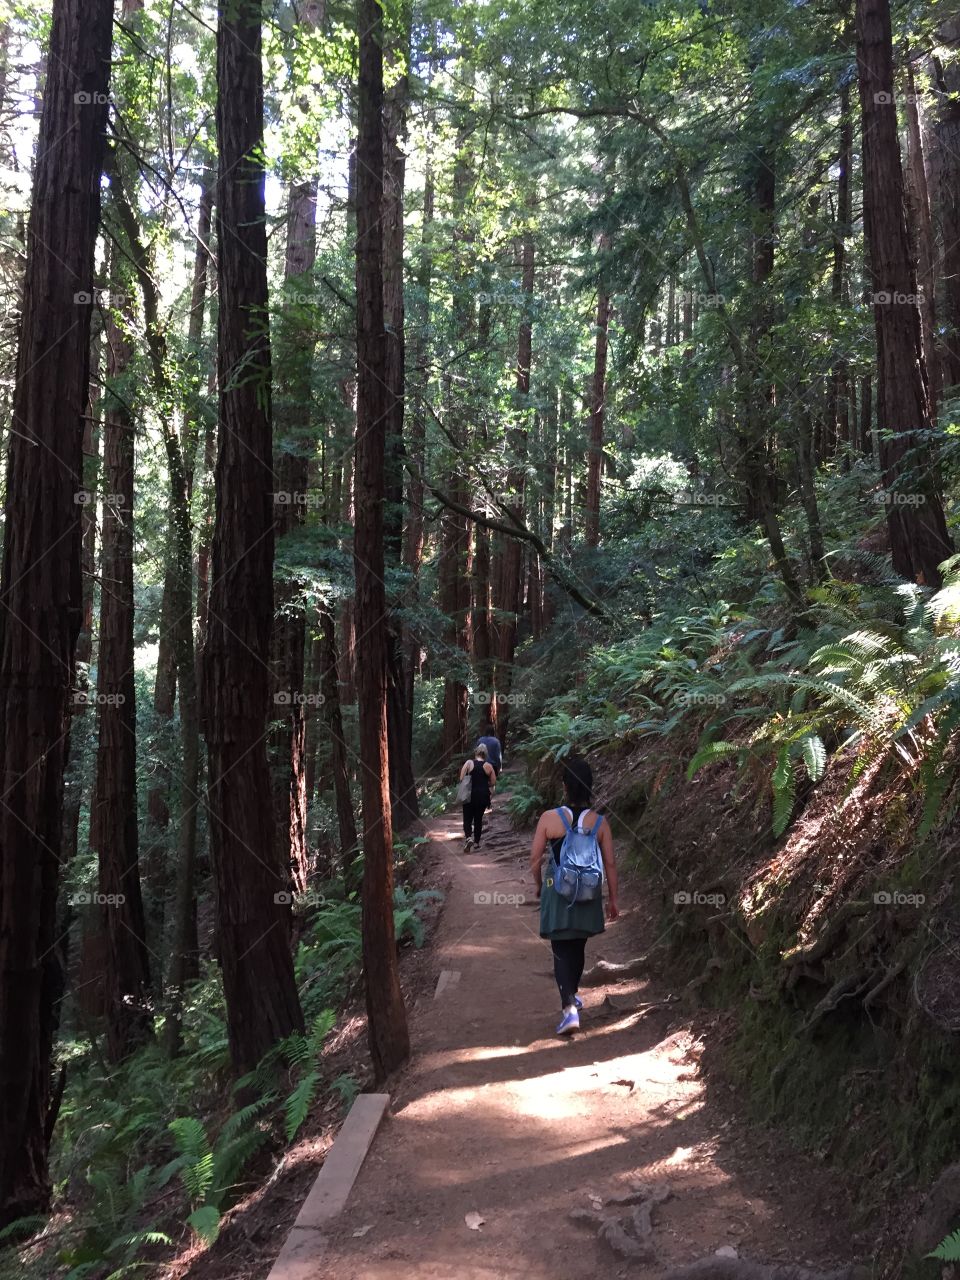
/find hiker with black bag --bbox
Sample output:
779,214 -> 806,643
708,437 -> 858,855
529,755 -> 619,1036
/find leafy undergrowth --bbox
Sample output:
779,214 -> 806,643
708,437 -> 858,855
510,560 -> 960,1276
5,874 -> 442,1280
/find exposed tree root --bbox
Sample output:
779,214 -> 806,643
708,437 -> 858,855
781,902 -> 871,967
582,955 -> 651,985
861,959 -> 905,1011
799,972 -> 871,1035
569,1180 -> 670,1259
687,955 -> 728,992
599,1214 -> 656,1260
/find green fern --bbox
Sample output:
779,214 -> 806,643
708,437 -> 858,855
686,739 -> 740,779
928,1227 -> 960,1260
285,1070 -> 321,1142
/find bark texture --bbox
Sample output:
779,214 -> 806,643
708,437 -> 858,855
0,0 -> 114,1225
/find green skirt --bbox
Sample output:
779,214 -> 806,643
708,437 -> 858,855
539,855 -> 605,940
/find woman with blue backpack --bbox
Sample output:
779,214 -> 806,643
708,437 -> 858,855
529,756 -> 619,1036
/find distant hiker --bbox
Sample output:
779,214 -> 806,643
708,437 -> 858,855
529,755 -> 619,1037
459,743 -> 496,853
476,723 -> 503,776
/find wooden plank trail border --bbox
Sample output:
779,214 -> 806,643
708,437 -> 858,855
266,1092 -> 390,1280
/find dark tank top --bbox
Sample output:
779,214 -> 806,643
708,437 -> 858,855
468,757 -> 491,804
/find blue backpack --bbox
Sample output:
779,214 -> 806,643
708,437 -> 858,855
553,808 -> 604,904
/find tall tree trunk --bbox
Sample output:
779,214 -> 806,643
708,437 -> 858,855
91,278 -> 152,1060
402,106 -> 434,738
827,85 -> 853,459
107,160 -> 204,1053
270,2 -> 322,898
856,0 -> 953,584
318,605 -> 359,880
932,18 -> 960,391
147,181 -> 210,833
201,0 -> 304,1075
903,57 -> 941,417
585,234 -> 611,549
355,0 -> 409,1080
439,117 -> 474,758
495,227 -> 535,748
0,0 -> 114,1226
382,14 -> 418,828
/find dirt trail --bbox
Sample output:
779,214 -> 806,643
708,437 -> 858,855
314,798 -> 857,1279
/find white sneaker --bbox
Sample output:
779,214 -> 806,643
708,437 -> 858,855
463,838 -> 473,853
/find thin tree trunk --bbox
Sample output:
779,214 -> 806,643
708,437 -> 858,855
495,227 -> 535,748
201,0 -> 304,1074
107,160 -> 204,1052
932,18 -> 960,390
904,57 -> 941,416
402,110 -> 433,737
0,0 -> 113,1225
827,85 -> 853,459
355,0 -> 409,1080
318,605 -> 359,880
585,234 -> 611,548
91,275 -> 152,1060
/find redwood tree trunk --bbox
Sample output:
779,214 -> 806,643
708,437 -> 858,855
856,0 -> 953,584
0,0 -> 114,1226
269,0 -> 322,900
495,228 -> 535,748
932,19 -> 960,391
201,0 -> 304,1075
382,23 -> 418,828
91,282 -> 152,1061
585,235 -> 611,548
318,605 -> 359,881
354,0 -> 410,1080
904,58 -> 941,417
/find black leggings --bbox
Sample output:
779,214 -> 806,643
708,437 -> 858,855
462,801 -> 487,842
551,937 -> 587,1007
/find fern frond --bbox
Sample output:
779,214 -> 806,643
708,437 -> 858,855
686,740 -> 740,779
285,1071 -> 320,1142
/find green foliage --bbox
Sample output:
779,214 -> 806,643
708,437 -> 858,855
928,1229 -> 960,1261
